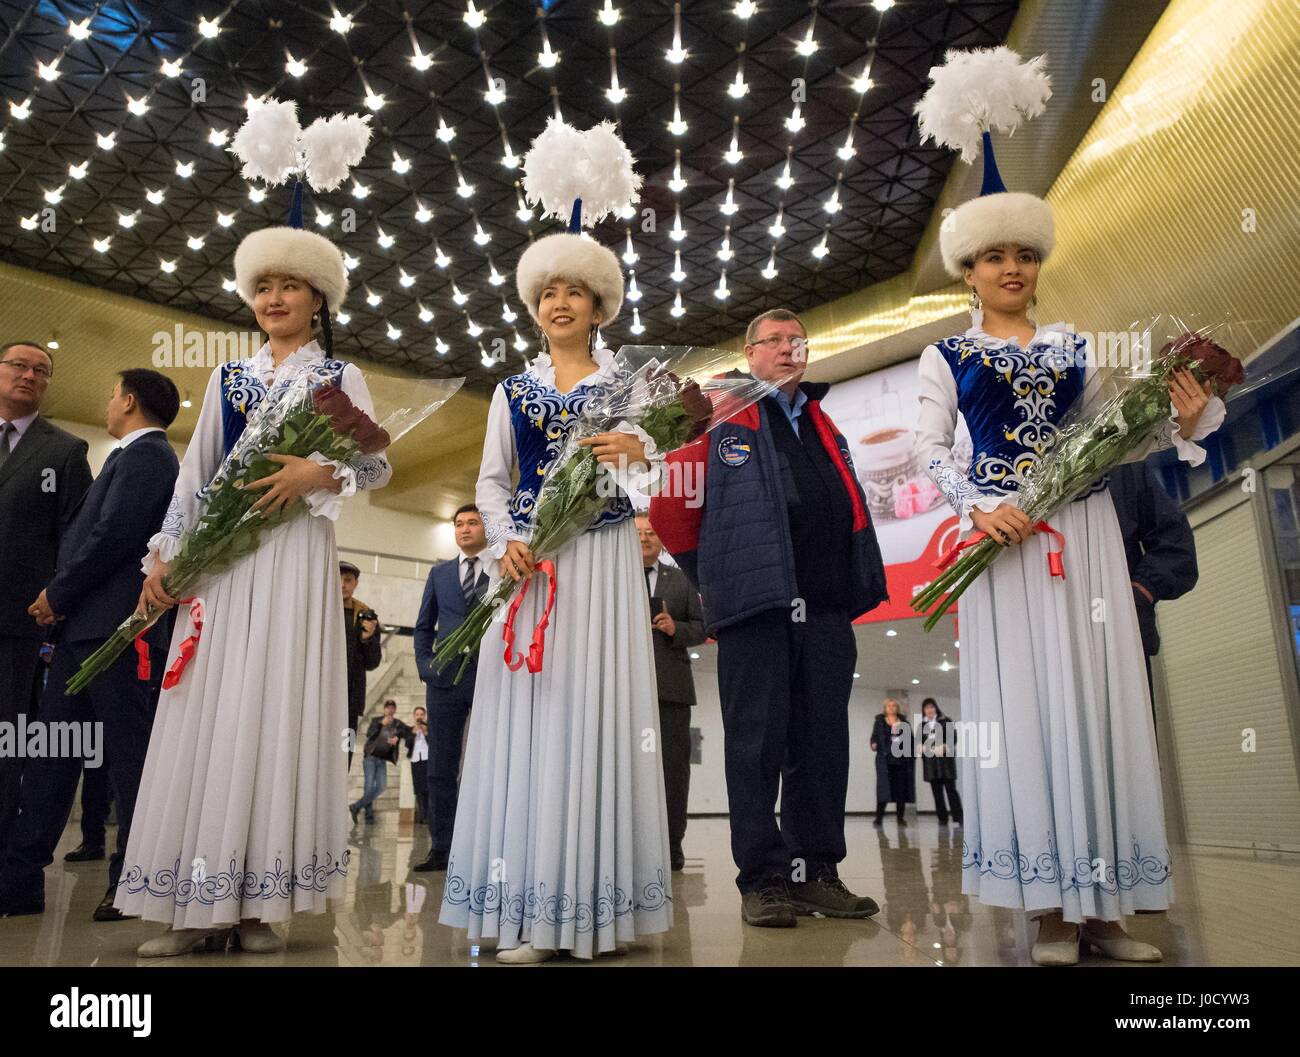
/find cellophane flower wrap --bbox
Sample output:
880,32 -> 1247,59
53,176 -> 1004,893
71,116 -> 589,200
66,367 -> 464,694
433,345 -> 798,683
911,316 -> 1247,631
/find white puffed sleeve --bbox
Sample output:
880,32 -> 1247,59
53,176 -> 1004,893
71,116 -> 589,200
476,384 -> 528,560
145,364 -> 225,572
303,362 -> 393,520
1076,337 -> 1227,467
604,419 -> 668,497
915,344 -> 1008,533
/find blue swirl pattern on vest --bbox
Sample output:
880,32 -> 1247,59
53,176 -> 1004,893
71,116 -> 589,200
502,371 -> 632,533
935,332 -> 1107,500
219,357 -> 348,456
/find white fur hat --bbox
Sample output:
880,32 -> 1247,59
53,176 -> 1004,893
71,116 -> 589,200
940,190 -> 1055,279
515,232 -> 624,326
233,226 -> 348,314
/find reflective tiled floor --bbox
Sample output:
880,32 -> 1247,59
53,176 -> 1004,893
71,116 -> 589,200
2,814 -> 1297,967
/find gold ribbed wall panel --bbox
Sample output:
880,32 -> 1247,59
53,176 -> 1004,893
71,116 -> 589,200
794,0 -> 1300,372
1040,0 -> 1300,342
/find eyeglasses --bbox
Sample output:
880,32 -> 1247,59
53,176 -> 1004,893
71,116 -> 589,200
0,359 -> 52,380
749,335 -> 808,354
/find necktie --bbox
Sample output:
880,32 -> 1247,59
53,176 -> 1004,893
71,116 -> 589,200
644,566 -> 653,596
0,422 -> 13,470
462,556 -> 477,606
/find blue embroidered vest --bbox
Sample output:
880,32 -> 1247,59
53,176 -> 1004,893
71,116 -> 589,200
220,357 -> 347,455
501,371 -> 633,533
935,331 -> 1106,498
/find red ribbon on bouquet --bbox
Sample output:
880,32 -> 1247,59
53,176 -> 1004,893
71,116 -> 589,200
502,560 -> 557,674
161,597 -> 205,690
133,635 -> 151,681
936,521 -> 1067,580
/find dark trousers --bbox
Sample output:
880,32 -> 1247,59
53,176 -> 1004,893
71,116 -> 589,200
78,760 -> 111,847
0,637 -> 155,904
715,606 -> 856,893
411,760 -> 428,825
0,635 -> 42,858
927,778 -> 963,823
658,701 -> 692,856
426,676 -> 474,853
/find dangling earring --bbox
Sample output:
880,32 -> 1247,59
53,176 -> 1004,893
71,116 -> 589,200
969,289 -> 982,311
311,313 -> 320,326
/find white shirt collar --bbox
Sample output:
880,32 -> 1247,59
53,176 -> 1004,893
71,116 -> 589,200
525,345 -> 617,390
0,410 -> 38,435
250,339 -> 325,379
459,550 -> 495,573
964,315 -> 1070,349
114,425 -> 165,450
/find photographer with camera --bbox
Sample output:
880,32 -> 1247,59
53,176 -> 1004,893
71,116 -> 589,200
340,560 -> 382,771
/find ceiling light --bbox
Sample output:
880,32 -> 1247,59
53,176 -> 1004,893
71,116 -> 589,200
724,131 -> 743,165
796,29 -> 817,57
126,94 -> 149,116
622,232 -> 637,264
351,180 -> 368,199
187,235 -> 205,250
735,1 -> 757,17
669,214 -> 686,241
629,307 -> 644,335
43,184 -> 65,205
96,132 -> 116,151
872,0 -> 895,11
911,678 -> 920,685
776,159 -> 794,190
885,628 -> 897,637
513,330 -> 528,351
668,156 -> 687,193
502,147 -> 519,169
539,43 -> 559,68
823,189 -> 842,214
467,319 -> 483,337
728,72 -> 748,99
93,237 -> 112,253
391,152 -> 410,174
160,58 -> 183,79
399,270 -> 415,288
785,105 -> 805,133
761,251 -> 778,279
221,276 -> 236,291
667,101 -> 687,136
68,18 -> 91,39
714,274 -> 729,300
501,303 -> 517,322
9,98 -> 31,120
364,92 -> 385,111
146,188 -> 165,205
768,214 -> 786,239
198,16 -> 221,38
116,211 -> 137,228
473,222 -> 491,245
488,266 -> 504,286
343,253 -> 359,270
37,58 -> 62,82
434,248 -> 451,268
837,130 -> 856,160
626,273 -> 642,302
436,119 -> 455,143
159,258 -> 176,273
418,303 -> 434,323
286,55 -> 307,77
717,237 -> 733,261
329,10 -> 353,34
175,160 -> 194,178
852,70 -> 874,94
456,177 -> 474,198
670,251 -> 686,283
435,337 -> 450,355
670,292 -> 685,318
316,210 -> 333,228
598,1 -> 620,26
19,214 -> 39,231
451,285 -> 468,306
387,324 -> 402,341
217,211 -> 236,227
719,183 -> 738,215
415,202 -> 433,223
485,82 -> 506,106
366,289 -> 382,307
208,127 -> 229,146
463,2 -> 485,29
410,49 -> 432,72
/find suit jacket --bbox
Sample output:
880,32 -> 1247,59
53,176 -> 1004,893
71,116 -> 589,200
343,597 -> 382,725
44,430 -> 179,644
414,556 -> 488,691
1108,462 -> 1198,656
645,560 -> 706,706
0,416 -> 93,639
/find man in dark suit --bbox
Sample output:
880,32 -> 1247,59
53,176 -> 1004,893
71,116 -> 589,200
341,561 -> 382,770
636,514 -> 706,872
0,368 -> 179,919
411,504 -> 494,872
1107,462 -> 1199,712
0,341 -> 94,857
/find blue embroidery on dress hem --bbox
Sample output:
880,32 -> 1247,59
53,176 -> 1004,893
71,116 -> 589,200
118,851 -> 349,906
442,863 -> 670,931
960,835 -> 1169,893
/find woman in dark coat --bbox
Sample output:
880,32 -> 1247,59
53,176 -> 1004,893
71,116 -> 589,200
917,697 -> 963,825
870,698 -> 915,824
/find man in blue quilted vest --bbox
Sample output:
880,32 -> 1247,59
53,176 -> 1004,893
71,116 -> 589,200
650,308 -> 888,929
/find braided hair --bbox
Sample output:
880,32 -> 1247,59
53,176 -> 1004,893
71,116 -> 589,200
318,300 -> 335,358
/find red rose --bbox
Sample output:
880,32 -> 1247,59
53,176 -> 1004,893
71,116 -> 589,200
1160,332 -> 1245,396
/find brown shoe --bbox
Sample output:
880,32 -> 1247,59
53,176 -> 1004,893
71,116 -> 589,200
787,872 -> 879,919
741,880 -> 798,928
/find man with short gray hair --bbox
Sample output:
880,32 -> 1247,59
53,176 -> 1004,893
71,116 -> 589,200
651,308 -> 888,928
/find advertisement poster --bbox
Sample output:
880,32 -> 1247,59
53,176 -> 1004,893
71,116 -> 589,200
820,358 -> 971,623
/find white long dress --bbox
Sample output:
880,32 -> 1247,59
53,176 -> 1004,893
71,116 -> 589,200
915,319 -> 1224,924
438,346 -> 674,958
115,341 -> 391,927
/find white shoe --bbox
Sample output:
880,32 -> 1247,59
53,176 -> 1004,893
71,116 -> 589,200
137,927 -> 232,958
235,921 -> 285,954
1082,925 -> 1162,962
495,942 -> 556,964
1030,925 -> 1081,966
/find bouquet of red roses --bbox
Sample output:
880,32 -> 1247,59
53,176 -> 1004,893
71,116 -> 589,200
67,368 -> 462,693
911,318 -> 1246,630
